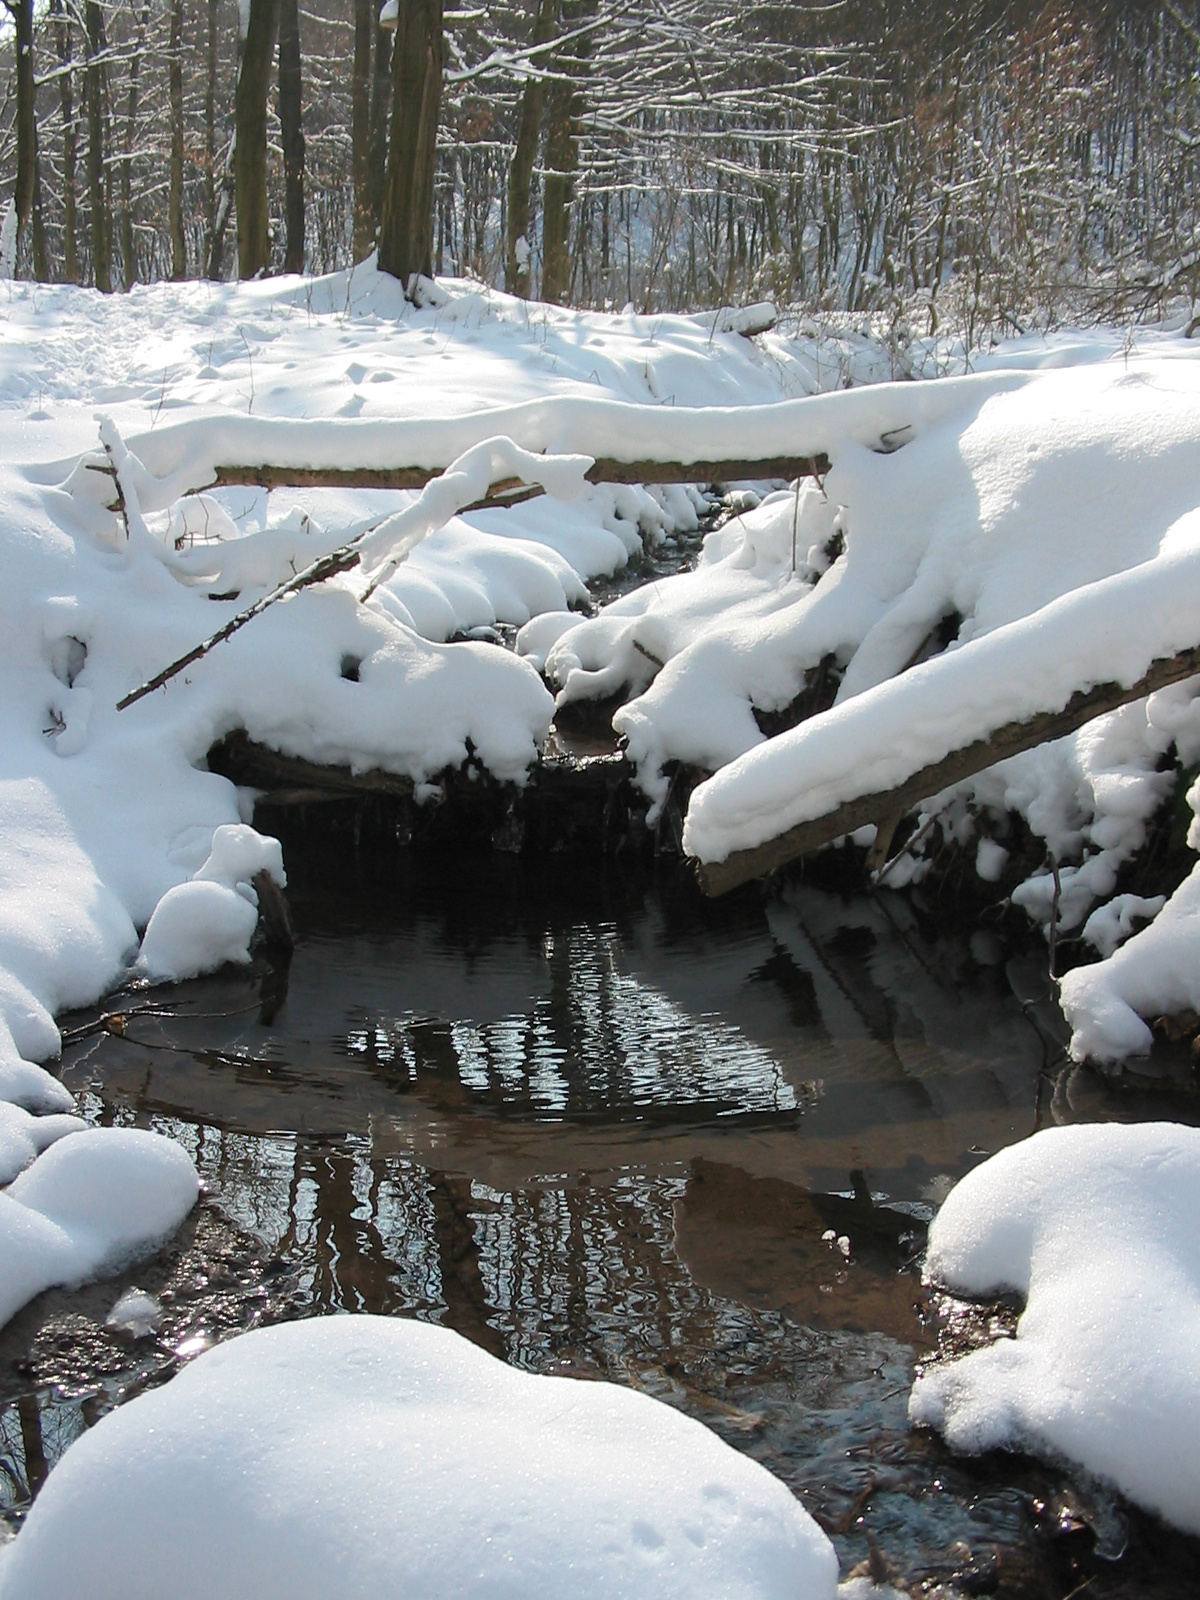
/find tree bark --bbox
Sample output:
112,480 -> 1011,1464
351,0 -> 373,261
506,0 -> 559,297
9,0 -> 36,270
540,0 -> 592,304
122,3 -> 150,289
169,0 -> 186,278
378,0 -> 443,288
204,0 -> 219,249
235,0 -> 279,279
278,0 -> 305,272
367,9 -> 392,239
84,0 -> 112,293
52,0 -> 78,283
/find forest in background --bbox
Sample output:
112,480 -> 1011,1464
1,0 -> 1199,344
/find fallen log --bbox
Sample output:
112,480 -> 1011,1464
694,641 -> 1200,897
210,454 -> 830,497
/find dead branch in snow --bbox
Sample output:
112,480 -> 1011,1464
116,542 -> 364,710
694,641 -> 1200,897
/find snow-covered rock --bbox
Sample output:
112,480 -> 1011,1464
138,822 -> 284,981
909,1122 -> 1200,1535
0,1127 -> 199,1328
0,1314 -> 839,1600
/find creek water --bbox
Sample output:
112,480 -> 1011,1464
4,848 -> 1200,1597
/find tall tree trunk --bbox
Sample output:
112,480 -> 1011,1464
351,0 -> 373,260
121,3 -> 149,289
278,0 -> 304,272
541,0 -> 592,304
506,0 -> 559,297
85,0 -> 112,293
235,0 -> 279,279
8,0 -> 37,270
367,11 -> 392,240
204,0 -> 219,249
378,0 -> 443,288
30,132 -> 48,281
169,0 -> 186,277
53,0 -> 78,283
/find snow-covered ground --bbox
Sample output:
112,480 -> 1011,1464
910,1122 -> 1200,1537
0,1314 -> 839,1599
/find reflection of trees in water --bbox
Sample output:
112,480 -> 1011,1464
345,925 -> 797,1122
162,1123 -> 706,1371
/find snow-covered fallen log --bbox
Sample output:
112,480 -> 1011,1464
685,555 -> 1200,893
87,372 -> 1024,507
910,1122 -> 1200,1537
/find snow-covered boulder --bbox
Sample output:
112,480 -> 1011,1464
0,1314 -> 838,1600
909,1122 -> 1200,1535
138,823 -> 285,981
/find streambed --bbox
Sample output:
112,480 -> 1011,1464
4,850 -> 1199,1597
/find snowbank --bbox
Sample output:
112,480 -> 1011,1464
0,1314 -> 839,1600
0,1128 -> 199,1328
909,1122 -> 1200,1535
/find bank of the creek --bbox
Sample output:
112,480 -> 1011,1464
6,846 -> 1200,1598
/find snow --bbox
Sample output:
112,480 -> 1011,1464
0,1127 -> 199,1328
909,1122 -> 1200,1537
138,823 -> 284,980
0,1314 -> 839,1600
0,1101 -> 84,1186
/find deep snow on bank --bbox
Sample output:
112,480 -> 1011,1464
0,1314 -> 839,1600
910,1122 -> 1200,1537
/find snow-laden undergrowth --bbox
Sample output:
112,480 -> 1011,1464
0,1315 -> 839,1600
910,1122 -> 1200,1537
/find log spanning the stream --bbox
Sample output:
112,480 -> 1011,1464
210,454 -> 831,498
693,641 -> 1200,897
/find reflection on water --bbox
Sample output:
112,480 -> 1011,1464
4,852 -> 1199,1594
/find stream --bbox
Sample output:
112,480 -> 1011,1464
5,846 -> 1200,1597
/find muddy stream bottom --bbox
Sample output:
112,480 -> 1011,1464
6,851 -> 1200,1596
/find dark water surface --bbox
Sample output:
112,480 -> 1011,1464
5,852 -> 1200,1596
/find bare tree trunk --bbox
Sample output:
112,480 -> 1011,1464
278,0 -> 305,272
8,0 -> 37,269
378,0 -> 443,287
169,0 -> 186,277
52,0 -> 78,283
506,0 -> 559,297
235,0 -> 279,279
541,0 -> 592,304
351,0 -> 373,260
121,2 -> 149,289
204,0 -> 219,248
367,11 -> 392,240
85,0 -> 112,293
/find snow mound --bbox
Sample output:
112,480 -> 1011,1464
0,1127 -> 199,1328
909,1122 -> 1200,1535
0,1101 -> 85,1186
0,1314 -> 839,1600
138,823 -> 283,981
